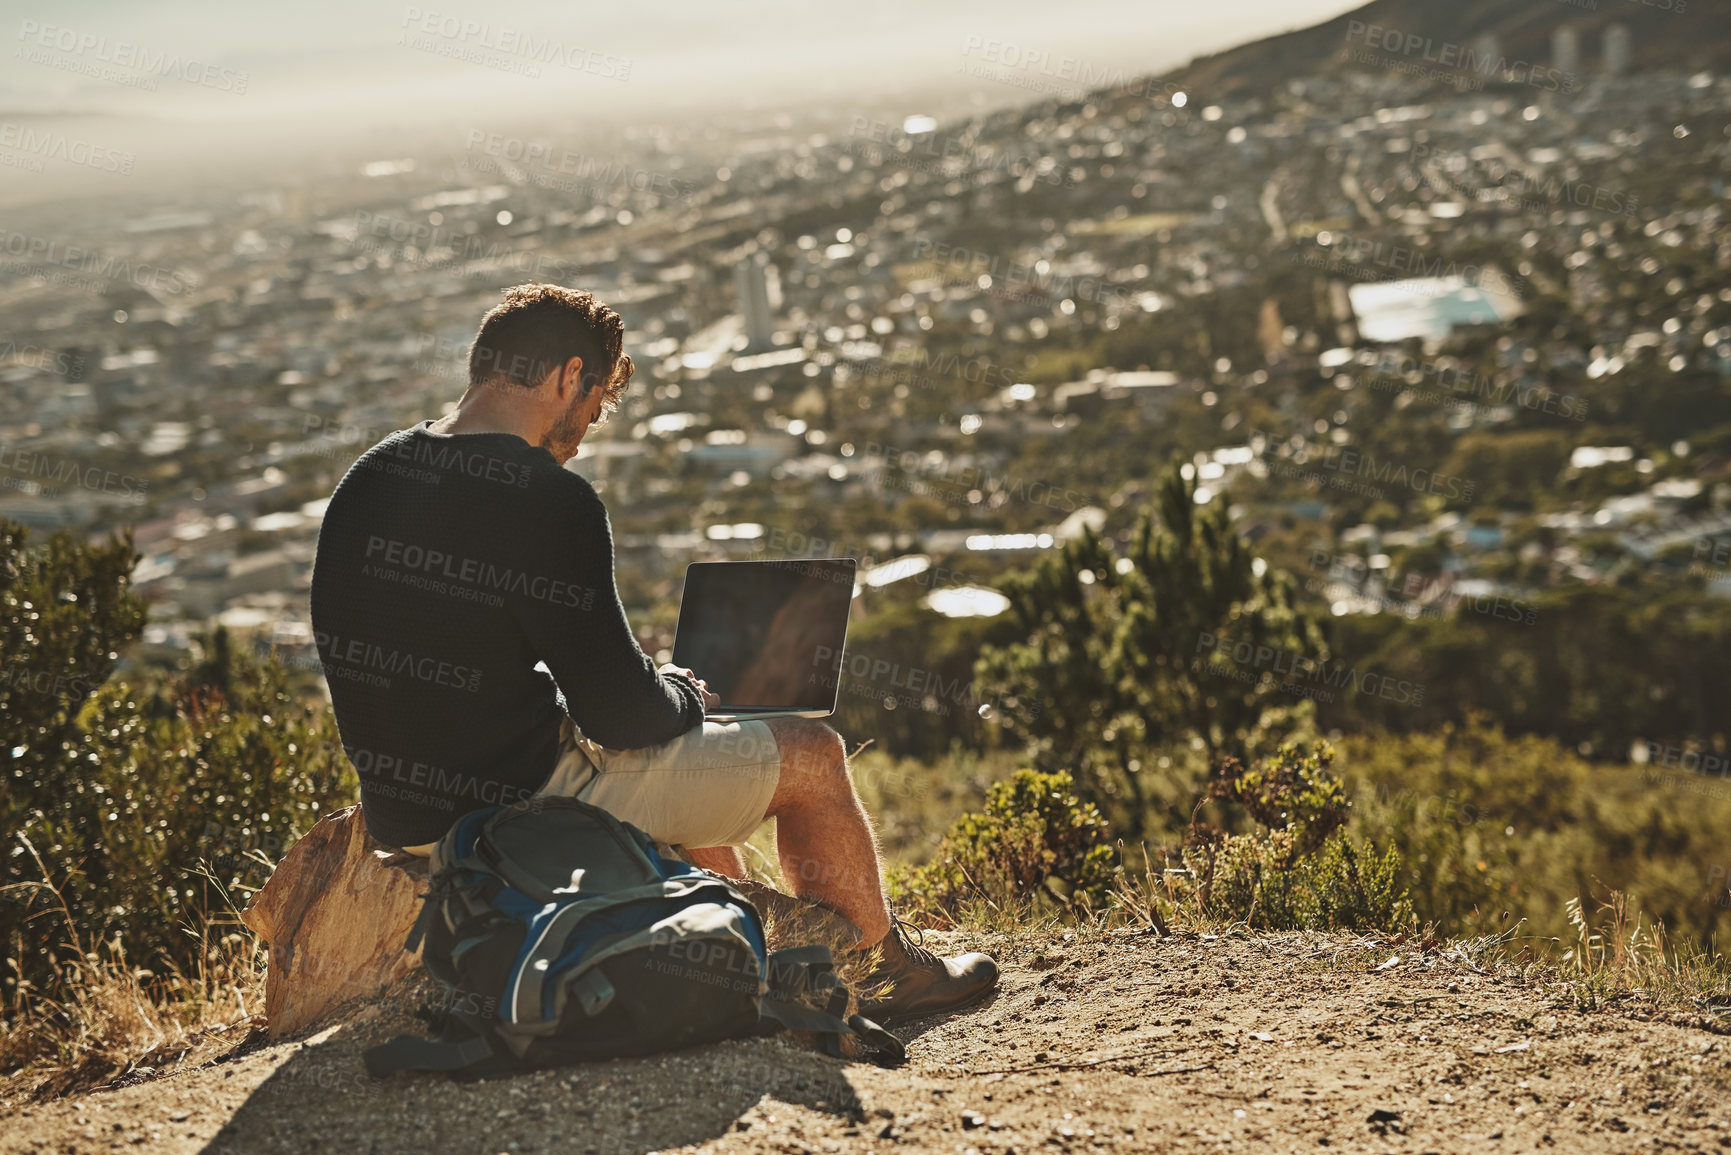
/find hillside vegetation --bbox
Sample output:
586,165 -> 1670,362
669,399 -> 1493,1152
5,465 -> 1726,1083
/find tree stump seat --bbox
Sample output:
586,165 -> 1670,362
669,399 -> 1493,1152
241,806 -> 426,1038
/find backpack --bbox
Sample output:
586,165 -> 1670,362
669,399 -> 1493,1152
363,796 -> 904,1079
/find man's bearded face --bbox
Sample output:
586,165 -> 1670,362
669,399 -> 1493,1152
539,384 -> 590,462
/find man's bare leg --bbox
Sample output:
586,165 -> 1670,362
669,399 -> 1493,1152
758,717 -> 998,1023
761,717 -> 892,947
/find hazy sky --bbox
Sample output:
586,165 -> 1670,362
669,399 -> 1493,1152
0,0 -> 1365,124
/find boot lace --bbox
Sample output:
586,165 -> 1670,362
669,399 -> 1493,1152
891,916 -> 941,968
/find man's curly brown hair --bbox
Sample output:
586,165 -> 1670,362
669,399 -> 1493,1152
468,283 -> 634,415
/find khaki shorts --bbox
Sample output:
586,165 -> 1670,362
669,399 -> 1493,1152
403,716 -> 781,856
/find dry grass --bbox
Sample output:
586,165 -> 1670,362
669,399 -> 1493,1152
1,839 -> 263,1101
1527,892 -> 1731,1022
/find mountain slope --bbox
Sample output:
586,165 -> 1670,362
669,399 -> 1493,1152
1159,0 -> 1730,98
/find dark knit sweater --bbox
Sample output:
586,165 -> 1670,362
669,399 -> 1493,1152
309,423 -> 705,847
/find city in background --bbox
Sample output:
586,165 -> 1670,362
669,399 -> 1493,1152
3,0 -> 1726,772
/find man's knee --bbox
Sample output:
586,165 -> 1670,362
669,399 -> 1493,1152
767,717 -> 843,766
766,718 -> 850,806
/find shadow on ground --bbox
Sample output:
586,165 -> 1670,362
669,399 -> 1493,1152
199,985 -> 872,1155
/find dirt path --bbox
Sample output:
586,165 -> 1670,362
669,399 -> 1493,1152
5,930 -> 1728,1154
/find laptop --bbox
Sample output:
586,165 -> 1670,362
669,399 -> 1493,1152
671,559 -> 856,722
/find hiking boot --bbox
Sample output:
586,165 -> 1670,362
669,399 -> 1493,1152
856,919 -> 998,1025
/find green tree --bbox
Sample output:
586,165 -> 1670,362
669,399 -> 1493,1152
976,461 -> 1324,832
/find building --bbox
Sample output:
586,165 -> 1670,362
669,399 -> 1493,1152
734,256 -> 776,353
1470,33 -> 1501,72
1553,26 -> 1580,77
1604,23 -> 1632,76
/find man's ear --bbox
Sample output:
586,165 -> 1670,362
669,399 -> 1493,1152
557,355 -> 587,401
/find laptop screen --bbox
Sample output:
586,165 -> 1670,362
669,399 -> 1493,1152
671,559 -> 856,711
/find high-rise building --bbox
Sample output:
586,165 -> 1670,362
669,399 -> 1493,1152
1553,26 -> 1581,77
735,256 -> 776,352
1469,33 -> 1502,79
1604,23 -> 1632,76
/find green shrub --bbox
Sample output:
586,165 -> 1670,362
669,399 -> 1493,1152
1176,741 -> 1413,931
1207,740 -> 1350,853
2,521 -> 356,1018
1191,827 -> 1412,931
888,769 -> 1117,927
974,461 -> 1324,835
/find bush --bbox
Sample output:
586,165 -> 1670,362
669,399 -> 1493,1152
1206,740 -> 1349,853
1175,742 -> 1413,931
2,520 -> 356,1035
888,769 -> 1117,927
1189,827 -> 1412,931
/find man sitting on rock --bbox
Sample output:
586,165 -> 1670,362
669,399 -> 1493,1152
310,283 -> 997,1024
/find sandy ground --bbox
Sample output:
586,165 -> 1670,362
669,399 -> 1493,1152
4,929 -> 1728,1154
